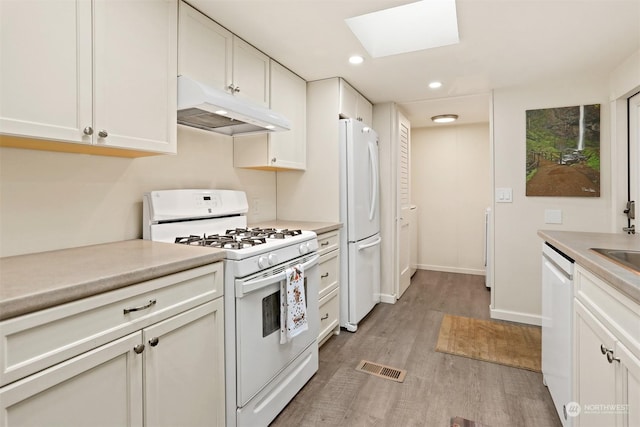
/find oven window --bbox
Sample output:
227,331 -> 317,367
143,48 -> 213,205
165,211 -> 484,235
262,278 -> 308,338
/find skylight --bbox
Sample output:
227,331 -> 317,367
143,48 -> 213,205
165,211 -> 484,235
345,0 -> 459,58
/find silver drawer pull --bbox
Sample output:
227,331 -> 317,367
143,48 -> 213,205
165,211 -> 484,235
321,273 -> 329,278
133,344 -> 145,354
607,351 -> 620,364
600,344 -> 612,355
123,299 -> 157,315
149,337 -> 160,347
321,313 -> 329,320
321,241 -> 330,246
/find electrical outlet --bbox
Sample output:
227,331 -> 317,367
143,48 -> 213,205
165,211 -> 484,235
545,209 -> 562,224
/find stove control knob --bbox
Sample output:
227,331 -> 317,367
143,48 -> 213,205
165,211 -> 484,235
299,243 -> 309,254
268,254 -> 278,265
258,256 -> 269,269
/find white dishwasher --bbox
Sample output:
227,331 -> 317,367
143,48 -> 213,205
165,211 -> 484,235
541,242 -> 575,427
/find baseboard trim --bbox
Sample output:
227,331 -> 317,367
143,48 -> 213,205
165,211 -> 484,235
490,307 -> 542,326
416,264 -> 486,276
379,293 -> 396,304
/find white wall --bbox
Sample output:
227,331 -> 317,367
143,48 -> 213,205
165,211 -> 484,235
491,72 -> 612,325
411,123 -> 491,275
0,126 -> 277,257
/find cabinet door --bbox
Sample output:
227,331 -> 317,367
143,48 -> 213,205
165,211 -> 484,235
178,1 -> 233,92
0,0 -> 92,144
617,341 -> 640,427
339,80 -> 358,120
574,300 -> 618,427
0,332 -> 143,427
357,93 -> 373,126
232,37 -> 270,107
268,61 -> 306,170
93,0 -> 177,153
144,299 -> 225,427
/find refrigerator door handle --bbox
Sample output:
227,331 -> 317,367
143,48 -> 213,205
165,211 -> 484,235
358,236 -> 382,251
368,141 -> 378,221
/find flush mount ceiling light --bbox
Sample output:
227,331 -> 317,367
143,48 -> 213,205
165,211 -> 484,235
431,114 -> 458,123
349,55 -> 364,64
428,81 -> 443,89
345,0 -> 459,58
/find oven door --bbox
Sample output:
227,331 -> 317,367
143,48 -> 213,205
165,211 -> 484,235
235,253 -> 319,407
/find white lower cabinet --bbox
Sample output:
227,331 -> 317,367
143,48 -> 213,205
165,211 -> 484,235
317,230 -> 340,346
0,263 -> 224,427
573,265 -> 640,427
0,333 -> 143,427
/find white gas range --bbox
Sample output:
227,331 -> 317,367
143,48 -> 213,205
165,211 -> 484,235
143,189 -> 319,427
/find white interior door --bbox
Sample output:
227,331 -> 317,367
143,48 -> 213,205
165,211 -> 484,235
629,92 -> 640,233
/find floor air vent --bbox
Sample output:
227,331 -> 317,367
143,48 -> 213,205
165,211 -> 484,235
355,360 -> 407,383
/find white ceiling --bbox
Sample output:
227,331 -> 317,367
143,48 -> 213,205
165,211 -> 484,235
188,0 -> 640,128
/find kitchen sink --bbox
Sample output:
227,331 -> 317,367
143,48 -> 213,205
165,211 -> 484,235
591,248 -> 640,273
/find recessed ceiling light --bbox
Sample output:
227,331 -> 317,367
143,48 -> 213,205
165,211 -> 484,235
431,114 -> 458,123
215,110 -> 228,115
428,81 -> 442,89
349,55 -> 364,64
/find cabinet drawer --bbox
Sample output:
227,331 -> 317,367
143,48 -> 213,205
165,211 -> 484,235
317,230 -> 339,256
318,287 -> 339,345
0,262 -> 222,387
574,265 -> 640,357
318,251 -> 339,300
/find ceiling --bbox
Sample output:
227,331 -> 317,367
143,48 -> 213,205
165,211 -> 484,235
188,0 -> 640,128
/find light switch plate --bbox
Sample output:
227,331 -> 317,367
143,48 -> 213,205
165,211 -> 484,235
545,209 -> 562,224
496,187 -> 513,203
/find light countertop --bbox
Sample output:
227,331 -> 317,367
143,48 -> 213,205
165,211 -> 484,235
538,230 -> 640,303
0,240 -> 225,321
250,220 -> 342,235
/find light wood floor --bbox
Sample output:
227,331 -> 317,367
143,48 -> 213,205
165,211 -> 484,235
271,270 -> 562,427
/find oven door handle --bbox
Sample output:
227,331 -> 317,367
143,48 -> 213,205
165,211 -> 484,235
236,254 -> 319,297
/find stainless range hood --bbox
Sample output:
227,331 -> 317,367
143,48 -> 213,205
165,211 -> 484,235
177,75 -> 291,136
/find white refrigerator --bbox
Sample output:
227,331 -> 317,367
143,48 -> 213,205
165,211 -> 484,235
339,118 -> 381,332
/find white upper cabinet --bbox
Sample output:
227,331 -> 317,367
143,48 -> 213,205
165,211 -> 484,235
178,1 -> 269,108
0,0 -> 177,156
93,0 -> 177,154
339,79 -> 373,126
234,61 -> 306,170
0,0 -> 92,144
178,1 -> 232,92
232,38 -> 270,107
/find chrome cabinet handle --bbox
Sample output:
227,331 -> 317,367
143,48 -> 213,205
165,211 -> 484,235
320,313 -> 329,320
123,299 -> 157,315
321,272 -> 329,278
227,84 -> 240,93
320,241 -> 329,246
83,126 -> 93,135
98,130 -> 108,138
607,351 -> 620,364
133,344 -> 145,354
271,157 -> 277,163
149,337 -> 159,347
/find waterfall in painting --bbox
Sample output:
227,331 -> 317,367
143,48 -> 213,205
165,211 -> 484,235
577,104 -> 585,151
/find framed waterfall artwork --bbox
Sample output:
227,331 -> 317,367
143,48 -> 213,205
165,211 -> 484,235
525,104 -> 601,197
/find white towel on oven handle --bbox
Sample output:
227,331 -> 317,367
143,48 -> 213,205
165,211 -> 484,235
280,263 -> 308,344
